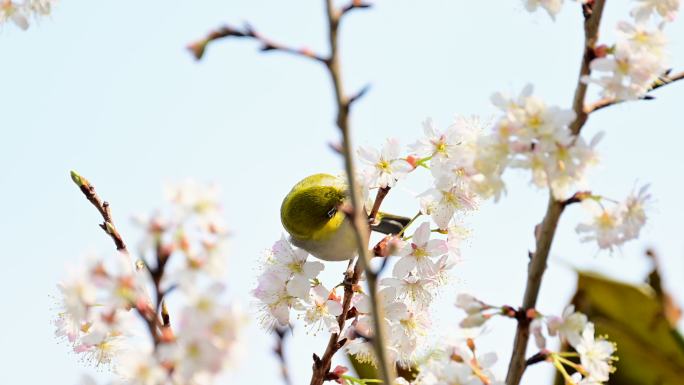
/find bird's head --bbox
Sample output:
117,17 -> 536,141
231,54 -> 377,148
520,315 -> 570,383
280,173 -> 348,241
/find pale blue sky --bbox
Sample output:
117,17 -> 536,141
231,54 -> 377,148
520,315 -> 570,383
1,1 -> 683,384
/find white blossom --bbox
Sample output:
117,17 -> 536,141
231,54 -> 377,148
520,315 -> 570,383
631,0 -> 680,22
116,349 -> 168,385
0,1 -> 29,30
547,305 -> 588,347
302,284 -> 342,334
575,323 -> 617,381
381,274 -> 436,310
394,222 -> 448,278
523,0 -> 564,20
271,237 -> 324,299
359,138 -> 412,188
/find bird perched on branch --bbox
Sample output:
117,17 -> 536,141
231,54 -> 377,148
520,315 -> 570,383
280,173 -> 409,261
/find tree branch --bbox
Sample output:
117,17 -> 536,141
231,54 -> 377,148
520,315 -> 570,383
569,0 -> 608,136
311,261 -> 362,385
188,2 -> 394,383
274,326 -> 294,385
505,2 -> 607,384
320,1 -> 395,384
585,70 -> 684,113
70,170 -> 127,252
70,171 -> 171,346
188,23 -> 326,62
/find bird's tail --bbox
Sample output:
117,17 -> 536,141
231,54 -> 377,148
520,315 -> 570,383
371,212 -> 412,235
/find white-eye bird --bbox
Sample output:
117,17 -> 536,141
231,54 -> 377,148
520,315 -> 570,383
280,173 -> 410,261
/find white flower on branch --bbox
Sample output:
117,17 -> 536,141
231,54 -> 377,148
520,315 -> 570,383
523,0 -> 564,20
575,323 -> 617,381
394,222 -> 448,278
380,273 -> 436,310
631,0 -> 680,22
358,137 -> 413,188
302,283 -> 343,334
547,305 -> 588,347
386,302 -> 430,363
411,340 -> 503,385
0,0 -> 53,30
585,16 -> 671,101
570,372 -> 604,385
271,236 -> 324,299
161,286 -> 247,384
490,84 -> 602,199
75,319 -> 129,367
576,185 -> 651,250
116,349 -> 168,385
420,176 -> 479,230
253,269 -> 297,327
411,118 -> 467,164
620,183 -> 651,240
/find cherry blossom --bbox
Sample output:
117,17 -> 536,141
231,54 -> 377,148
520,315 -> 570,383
359,138 -> 413,188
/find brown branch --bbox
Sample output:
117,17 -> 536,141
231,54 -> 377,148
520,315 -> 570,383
586,70 -> 684,113
188,23 -> 326,62
70,171 -> 173,346
320,1 -> 395,384
311,261 -> 362,385
341,0 -> 372,15
188,2 -> 393,383
70,170 -> 127,252
505,2 -> 607,384
569,0 -> 608,136
274,326 -> 294,385
368,186 -> 390,224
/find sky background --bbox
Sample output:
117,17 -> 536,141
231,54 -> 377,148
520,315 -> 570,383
1,1 -> 683,384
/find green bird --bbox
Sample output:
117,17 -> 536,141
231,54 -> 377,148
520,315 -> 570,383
280,173 -> 410,261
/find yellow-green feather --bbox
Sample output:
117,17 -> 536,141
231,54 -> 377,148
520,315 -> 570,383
280,174 -> 347,240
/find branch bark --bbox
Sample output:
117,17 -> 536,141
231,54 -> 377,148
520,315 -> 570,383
585,70 -> 684,113
70,170 -> 127,252
569,0 -> 608,136
70,171 -> 171,346
188,24 -> 326,62
505,2 -> 607,384
321,1 -> 395,384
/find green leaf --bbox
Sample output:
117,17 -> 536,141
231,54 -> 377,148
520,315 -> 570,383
555,271 -> 684,385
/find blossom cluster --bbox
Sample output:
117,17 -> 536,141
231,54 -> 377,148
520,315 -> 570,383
488,86 -> 601,200
456,296 -> 617,385
584,0 -> 680,100
254,96 -> 646,371
523,0 -> 564,20
0,0 -> 56,30
55,181 -> 246,385
576,185 -> 651,251
253,221 -> 461,364
533,306 -> 617,384
396,339 -> 504,385
360,88 -> 602,204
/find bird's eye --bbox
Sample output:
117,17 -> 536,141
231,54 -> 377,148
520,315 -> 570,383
327,207 -> 337,218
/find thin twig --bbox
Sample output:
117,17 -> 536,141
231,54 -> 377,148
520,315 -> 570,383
70,171 -> 172,346
311,262 -> 362,385
189,2 -> 394,383
274,326 -> 294,385
505,2 -> 607,384
70,170 -> 127,252
569,0 -> 608,136
188,24 -> 326,62
321,0 -> 395,384
585,70 -> 684,113
368,186 -> 390,224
